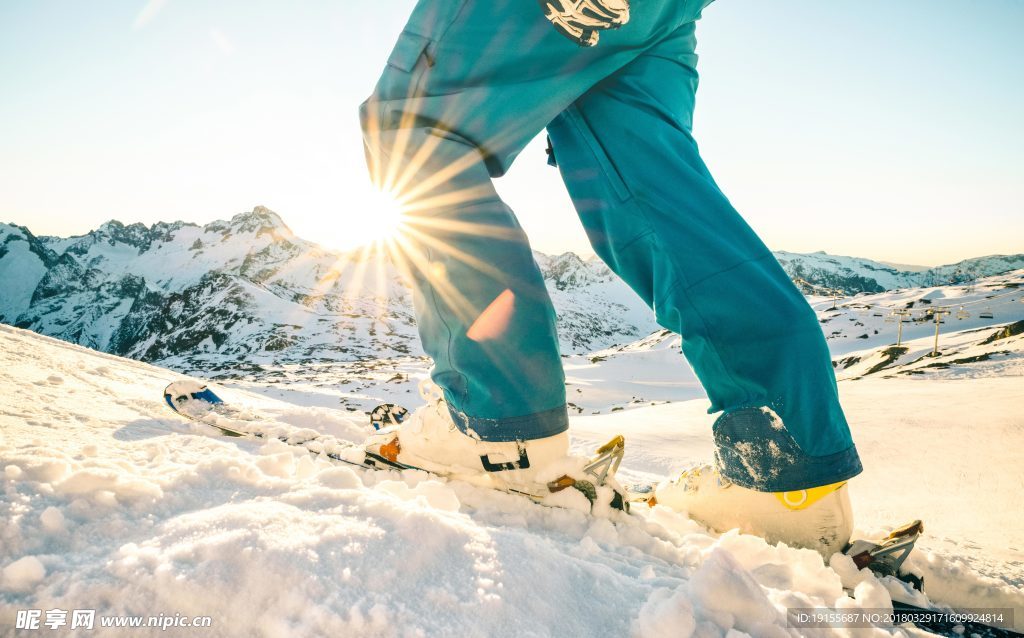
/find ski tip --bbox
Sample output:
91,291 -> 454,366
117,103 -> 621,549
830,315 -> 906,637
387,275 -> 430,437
369,403 -> 409,431
162,380 -> 224,415
887,519 -> 924,540
596,434 -> 625,454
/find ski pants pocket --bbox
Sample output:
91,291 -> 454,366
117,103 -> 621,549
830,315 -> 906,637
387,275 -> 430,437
368,0 -> 471,132
375,29 -> 435,107
387,31 -> 434,72
387,0 -> 470,71
561,106 -> 633,203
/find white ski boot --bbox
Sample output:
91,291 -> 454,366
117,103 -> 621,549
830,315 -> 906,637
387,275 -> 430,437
654,463 -> 853,557
365,381 -> 627,508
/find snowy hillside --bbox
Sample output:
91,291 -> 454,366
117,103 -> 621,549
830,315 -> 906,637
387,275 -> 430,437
513,270 -> 1024,416
192,270 -> 1024,421
812,270 -> 1024,358
3,315 -> 1023,635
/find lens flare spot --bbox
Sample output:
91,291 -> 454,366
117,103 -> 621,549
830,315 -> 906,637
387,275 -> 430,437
467,289 -> 516,342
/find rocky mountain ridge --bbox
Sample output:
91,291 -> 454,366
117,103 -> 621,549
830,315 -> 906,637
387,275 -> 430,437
0,208 -> 658,372
2,206 -> 1021,376
774,250 -> 1024,294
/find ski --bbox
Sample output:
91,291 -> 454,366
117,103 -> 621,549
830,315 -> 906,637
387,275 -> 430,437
888,602 -> 1019,638
841,518 -> 1017,635
842,523 -> 1018,636
162,380 -> 632,509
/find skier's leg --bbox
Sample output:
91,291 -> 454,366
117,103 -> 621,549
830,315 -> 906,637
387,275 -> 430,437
360,0 -> 683,443
547,20 -> 862,492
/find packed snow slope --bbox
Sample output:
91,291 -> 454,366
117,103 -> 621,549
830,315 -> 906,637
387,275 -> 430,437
3,325 -> 1024,637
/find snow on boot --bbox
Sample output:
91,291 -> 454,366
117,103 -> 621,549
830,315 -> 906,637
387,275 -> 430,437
654,464 -> 853,557
364,381 -> 627,510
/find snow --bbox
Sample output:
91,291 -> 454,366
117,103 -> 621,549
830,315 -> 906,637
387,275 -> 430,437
1,556 -> 46,592
39,507 -> 65,534
2,313 -> 1023,636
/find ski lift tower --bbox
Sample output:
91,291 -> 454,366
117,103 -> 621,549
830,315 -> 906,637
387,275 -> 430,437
926,307 -> 952,357
830,288 -> 843,311
890,309 -> 913,346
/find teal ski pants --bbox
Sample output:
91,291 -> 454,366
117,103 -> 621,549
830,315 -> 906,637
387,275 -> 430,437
361,0 -> 862,491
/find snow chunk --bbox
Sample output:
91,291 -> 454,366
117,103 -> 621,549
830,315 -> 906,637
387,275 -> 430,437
688,549 -> 786,636
24,460 -> 71,483
55,468 -> 163,501
315,466 -> 360,490
255,451 -> 297,478
376,478 -> 461,512
853,578 -> 893,609
2,556 -> 46,592
633,586 -> 697,638
40,506 -> 66,534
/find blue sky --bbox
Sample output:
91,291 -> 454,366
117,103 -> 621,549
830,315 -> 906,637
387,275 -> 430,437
1,0 -> 1021,265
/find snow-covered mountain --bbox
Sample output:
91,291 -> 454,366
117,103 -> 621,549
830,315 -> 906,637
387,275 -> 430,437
0,208 -> 661,372
775,250 -> 1024,294
0,208 -> 419,369
2,207 -> 1022,376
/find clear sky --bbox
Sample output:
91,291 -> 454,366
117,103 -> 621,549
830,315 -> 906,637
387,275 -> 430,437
1,0 -> 1021,266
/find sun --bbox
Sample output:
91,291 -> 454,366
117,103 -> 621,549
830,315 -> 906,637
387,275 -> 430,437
357,187 -> 406,246
319,186 -> 406,252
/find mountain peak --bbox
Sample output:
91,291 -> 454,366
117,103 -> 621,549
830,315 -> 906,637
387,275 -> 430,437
201,206 -> 292,238
96,219 -> 124,232
92,219 -> 153,250
227,206 -> 292,236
